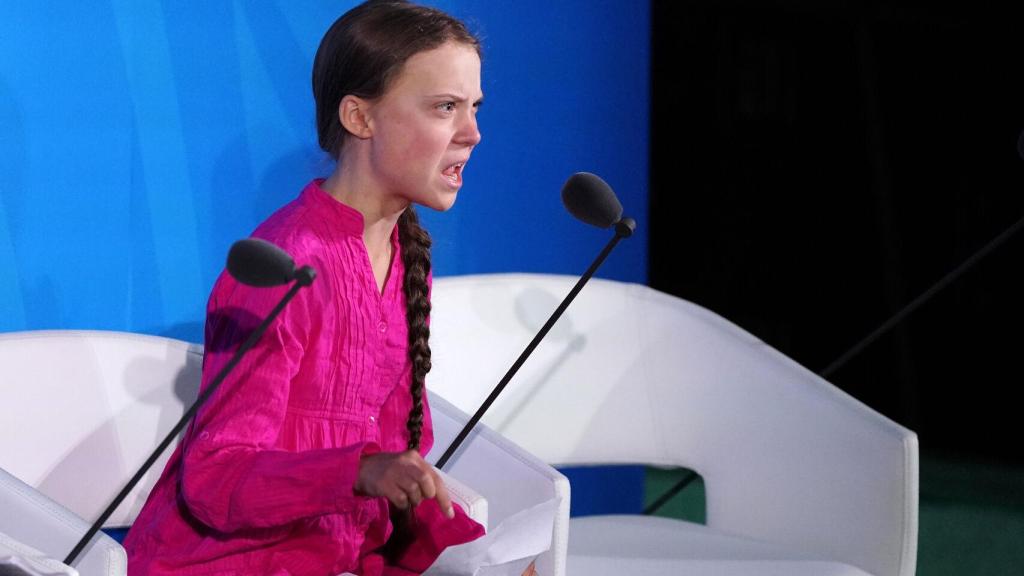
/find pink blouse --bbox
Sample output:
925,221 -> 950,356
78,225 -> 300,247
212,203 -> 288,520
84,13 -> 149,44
124,180 -> 484,575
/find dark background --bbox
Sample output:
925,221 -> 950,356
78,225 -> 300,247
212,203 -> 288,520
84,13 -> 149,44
649,0 -> 1024,464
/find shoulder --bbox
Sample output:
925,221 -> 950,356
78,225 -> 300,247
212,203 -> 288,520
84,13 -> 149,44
208,192 -> 333,306
251,197 -> 318,255
249,197 -> 343,275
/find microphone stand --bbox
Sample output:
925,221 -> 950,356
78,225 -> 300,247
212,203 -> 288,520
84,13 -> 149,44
435,218 -> 636,470
64,267 -> 316,566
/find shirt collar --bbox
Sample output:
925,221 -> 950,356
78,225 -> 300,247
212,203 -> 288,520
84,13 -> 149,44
302,178 -> 365,237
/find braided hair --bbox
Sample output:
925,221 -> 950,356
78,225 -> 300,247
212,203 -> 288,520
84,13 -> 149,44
397,208 -> 432,450
312,0 -> 479,450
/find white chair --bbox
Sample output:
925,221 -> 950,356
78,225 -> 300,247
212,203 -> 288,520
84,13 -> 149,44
0,330 -> 568,576
0,466 -> 124,576
427,394 -> 570,576
428,273 -> 919,576
0,331 -> 204,530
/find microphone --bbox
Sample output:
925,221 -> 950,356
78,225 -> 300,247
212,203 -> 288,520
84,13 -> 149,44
64,239 -> 316,567
562,172 -> 622,227
563,171 -> 637,237
435,173 -> 637,469
228,238 -> 315,287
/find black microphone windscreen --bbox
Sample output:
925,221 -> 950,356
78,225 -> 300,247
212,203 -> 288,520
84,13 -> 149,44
227,238 -> 297,287
561,172 -> 623,228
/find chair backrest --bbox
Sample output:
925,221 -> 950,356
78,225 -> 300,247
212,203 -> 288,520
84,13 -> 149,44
0,330 -> 202,527
428,273 -> 918,576
1,465 -> 127,575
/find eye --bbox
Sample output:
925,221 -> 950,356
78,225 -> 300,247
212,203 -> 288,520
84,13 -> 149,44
437,102 -> 457,114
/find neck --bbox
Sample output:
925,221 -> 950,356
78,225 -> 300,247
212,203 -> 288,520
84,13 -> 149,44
321,162 -> 406,257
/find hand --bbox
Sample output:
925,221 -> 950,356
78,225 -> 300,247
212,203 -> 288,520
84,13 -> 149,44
355,450 -> 454,518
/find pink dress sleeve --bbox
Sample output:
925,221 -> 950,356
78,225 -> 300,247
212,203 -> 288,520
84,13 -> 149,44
379,501 -> 486,575
178,273 -> 377,533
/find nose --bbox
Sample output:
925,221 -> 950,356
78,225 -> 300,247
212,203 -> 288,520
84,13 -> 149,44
455,109 -> 481,147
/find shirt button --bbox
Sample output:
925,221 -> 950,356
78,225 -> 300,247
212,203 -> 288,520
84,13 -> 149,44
377,321 -> 387,333
199,431 -> 210,441
369,415 -> 377,425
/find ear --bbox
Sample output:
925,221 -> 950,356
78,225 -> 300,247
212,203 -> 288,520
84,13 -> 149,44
338,95 -> 373,139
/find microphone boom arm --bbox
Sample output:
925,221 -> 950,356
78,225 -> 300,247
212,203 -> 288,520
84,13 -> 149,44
434,218 -> 635,470
64,266 -> 316,566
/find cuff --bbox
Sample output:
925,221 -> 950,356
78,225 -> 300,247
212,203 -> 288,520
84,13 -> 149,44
332,441 -> 381,512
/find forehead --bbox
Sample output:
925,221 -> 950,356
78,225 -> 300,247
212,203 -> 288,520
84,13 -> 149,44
386,41 -> 482,98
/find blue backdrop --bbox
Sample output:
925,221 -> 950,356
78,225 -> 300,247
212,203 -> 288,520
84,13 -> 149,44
0,1 -> 649,343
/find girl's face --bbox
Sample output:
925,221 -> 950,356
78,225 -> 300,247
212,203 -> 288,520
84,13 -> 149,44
365,41 -> 483,211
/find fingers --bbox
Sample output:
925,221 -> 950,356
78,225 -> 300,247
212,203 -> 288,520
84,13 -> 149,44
358,450 -> 455,518
397,451 -> 430,509
404,480 -> 424,507
429,467 -> 454,519
396,453 -> 453,518
391,489 -> 410,509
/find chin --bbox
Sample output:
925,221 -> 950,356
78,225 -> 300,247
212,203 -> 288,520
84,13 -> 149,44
419,191 -> 459,212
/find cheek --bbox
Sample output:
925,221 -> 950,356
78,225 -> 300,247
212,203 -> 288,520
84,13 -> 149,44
404,127 -> 450,162
379,124 -> 437,165
372,112 -> 451,174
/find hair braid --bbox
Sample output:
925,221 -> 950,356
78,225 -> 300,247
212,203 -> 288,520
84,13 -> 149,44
398,207 -> 432,451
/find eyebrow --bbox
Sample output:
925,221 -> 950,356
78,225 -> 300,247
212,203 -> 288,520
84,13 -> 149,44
428,93 -> 485,106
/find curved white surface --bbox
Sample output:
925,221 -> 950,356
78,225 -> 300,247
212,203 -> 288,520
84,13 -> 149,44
430,273 -> 919,576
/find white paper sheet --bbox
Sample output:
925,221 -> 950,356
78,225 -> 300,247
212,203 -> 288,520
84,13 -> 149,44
423,497 -> 559,576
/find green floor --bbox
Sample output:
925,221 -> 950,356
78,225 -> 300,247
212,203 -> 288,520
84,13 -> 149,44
644,451 -> 1024,575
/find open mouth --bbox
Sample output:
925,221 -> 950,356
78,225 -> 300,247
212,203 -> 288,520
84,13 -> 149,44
442,162 -> 465,186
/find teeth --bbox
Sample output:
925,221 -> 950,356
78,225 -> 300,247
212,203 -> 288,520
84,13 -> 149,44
443,162 -> 466,184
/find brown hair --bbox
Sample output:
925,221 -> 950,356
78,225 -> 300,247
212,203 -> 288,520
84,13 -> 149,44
312,0 -> 480,451
312,0 -> 481,158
